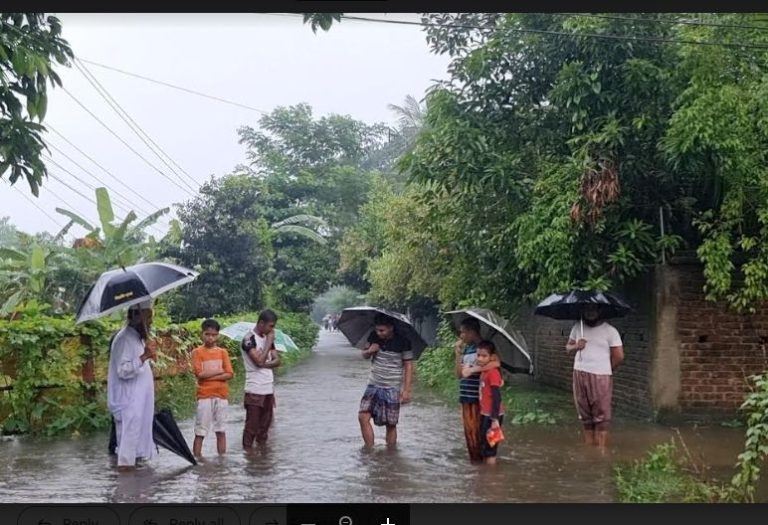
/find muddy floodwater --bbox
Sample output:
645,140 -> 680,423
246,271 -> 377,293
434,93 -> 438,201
1,331 -> 765,503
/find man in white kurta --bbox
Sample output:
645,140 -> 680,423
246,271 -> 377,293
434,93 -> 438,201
107,301 -> 157,470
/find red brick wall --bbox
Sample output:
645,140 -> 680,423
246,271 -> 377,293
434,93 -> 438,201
520,261 -> 768,421
674,264 -> 768,417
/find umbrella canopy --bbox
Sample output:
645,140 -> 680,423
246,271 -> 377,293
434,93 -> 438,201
153,409 -> 197,466
108,410 -> 197,466
219,322 -> 299,352
75,262 -> 199,324
534,290 -> 631,321
337,306 -> 428,359
445,308 -> 533,374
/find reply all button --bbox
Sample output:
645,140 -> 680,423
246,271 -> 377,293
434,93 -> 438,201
129,506 -> 240,525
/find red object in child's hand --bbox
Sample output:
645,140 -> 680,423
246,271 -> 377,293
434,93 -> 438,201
487,425 -> 504,447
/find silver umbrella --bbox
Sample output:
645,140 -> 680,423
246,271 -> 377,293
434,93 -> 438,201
445,307 -> 533,374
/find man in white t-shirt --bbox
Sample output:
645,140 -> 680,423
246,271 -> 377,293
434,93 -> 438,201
241,309 -> 281,449
565,304 -> 624,450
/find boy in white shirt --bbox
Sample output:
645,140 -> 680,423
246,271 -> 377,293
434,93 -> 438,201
241,309 -> 281,449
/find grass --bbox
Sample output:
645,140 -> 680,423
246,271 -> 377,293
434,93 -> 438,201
614,440 -> 723,502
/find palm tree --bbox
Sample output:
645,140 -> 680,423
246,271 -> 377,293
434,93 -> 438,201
387,94 -> 426,145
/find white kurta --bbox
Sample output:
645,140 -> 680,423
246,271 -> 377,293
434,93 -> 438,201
107,325 -> 157,467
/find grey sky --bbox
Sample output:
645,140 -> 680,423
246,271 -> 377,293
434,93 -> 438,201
1,13 -> 449,239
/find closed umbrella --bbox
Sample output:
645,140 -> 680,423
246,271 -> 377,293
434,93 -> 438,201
108,409 -> 197,466
337,306 -> 428,359
152,409 -> 197,465
445,308 -> 533,374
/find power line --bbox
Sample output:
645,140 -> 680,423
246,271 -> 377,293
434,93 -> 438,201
73,58 -> 201,193
46,171 -> 99,207
78,58 -> 268,114
46,170 -> 168,240
45,141 -> 162,221
60,86 -> 198,198
76,58 -> 202,191
42,155 -> 167,238
45,124 -> 166,212
12,185 -> 68,232
323,14 -> 768,51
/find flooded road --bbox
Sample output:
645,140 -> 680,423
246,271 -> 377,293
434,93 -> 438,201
0,331 -> 763,502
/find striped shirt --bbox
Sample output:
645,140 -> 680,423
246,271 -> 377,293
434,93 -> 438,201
367,332 -> 413,389
459,343 -> 480,403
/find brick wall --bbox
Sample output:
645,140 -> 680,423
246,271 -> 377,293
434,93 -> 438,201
673,263 -> 768,417
520,259 -> 768,421
517,273 -> 656,420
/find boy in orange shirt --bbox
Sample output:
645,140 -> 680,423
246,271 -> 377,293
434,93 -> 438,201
191,319 -> 234,457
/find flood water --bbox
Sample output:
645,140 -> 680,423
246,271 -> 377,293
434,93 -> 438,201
0,331 -> 764,503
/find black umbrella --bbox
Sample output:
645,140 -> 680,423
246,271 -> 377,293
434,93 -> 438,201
337,306 -> 428,359
445,308 -> 533,374
535,290 -> 632,355
534,290 -> 632,321
152,409 -> 197,466
75,262 -> 199,324
108,412 -> 197,466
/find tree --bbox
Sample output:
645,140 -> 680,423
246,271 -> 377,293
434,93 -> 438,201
0,216 -> 18,247
164,174 -> 274,319
236,103 -> 389,310
302,13 -> 342,33
1,13 -> 74,195
385,14 -> 705,310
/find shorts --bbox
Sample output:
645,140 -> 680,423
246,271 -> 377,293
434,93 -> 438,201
572,369 -> 613,429
359,385 -> 400,427
194,397 -> 228,437
479,415 -> 504,458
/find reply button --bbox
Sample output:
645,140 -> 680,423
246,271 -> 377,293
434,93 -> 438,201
17,506 -> 120,525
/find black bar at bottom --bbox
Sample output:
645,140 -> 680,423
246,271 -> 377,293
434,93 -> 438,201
0,504 -> 411,525
1,503 -> 767,525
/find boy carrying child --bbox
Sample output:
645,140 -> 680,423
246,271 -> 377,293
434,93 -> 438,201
463,340 -> 505,465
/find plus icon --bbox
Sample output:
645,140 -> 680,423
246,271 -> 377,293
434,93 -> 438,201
381,520 -> 396,525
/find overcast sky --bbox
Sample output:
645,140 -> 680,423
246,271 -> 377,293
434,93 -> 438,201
1,13 -> 450,239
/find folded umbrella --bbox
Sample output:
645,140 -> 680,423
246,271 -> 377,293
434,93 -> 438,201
337,306 -> 428,359
107,410 -> 197,466
152,408 -> 197,466
75,262 -> 199,324
445,308 -> 533,374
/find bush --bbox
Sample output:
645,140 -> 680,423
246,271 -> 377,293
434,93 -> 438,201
0,307 -> 319,436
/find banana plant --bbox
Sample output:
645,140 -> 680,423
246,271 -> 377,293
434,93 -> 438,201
0,243 -> 49,315
271,214 -> 329,245
55,187 -> 170,268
